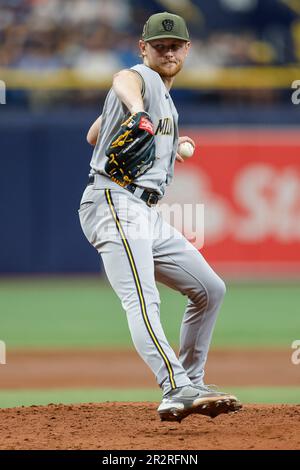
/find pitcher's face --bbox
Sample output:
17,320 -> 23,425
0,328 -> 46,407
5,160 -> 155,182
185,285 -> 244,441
139,38 -> 191,78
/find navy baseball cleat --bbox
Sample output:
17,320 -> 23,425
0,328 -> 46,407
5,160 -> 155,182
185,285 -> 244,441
157,385 -> 242,422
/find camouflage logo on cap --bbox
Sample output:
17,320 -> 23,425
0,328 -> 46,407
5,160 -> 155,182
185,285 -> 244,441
162,19 -> 174,32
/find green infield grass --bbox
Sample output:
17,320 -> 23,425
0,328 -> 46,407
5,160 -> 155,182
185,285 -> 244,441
0,277 -> 299,349
0,387 -> 299,409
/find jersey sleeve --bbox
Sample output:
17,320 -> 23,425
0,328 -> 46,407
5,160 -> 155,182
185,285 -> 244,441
129,69 -> 145,98
130,64 -> 161,112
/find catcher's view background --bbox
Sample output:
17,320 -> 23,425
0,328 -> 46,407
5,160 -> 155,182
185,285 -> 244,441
0,0 -> 299,450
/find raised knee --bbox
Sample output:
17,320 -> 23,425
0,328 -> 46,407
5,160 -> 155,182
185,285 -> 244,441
209,277 -> 226,305
186,276 -> 226,310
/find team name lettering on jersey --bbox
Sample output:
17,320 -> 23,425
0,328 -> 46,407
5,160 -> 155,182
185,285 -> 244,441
155,118 -> 173,136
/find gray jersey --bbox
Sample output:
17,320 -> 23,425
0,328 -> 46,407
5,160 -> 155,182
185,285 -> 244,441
90,63 -> 179,197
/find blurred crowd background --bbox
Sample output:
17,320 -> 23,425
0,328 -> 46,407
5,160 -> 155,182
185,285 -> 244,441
1,0 -> 300,108
1,0 -> 299,69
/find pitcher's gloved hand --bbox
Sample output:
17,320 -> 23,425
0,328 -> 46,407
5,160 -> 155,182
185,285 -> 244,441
105,111 -> 156,187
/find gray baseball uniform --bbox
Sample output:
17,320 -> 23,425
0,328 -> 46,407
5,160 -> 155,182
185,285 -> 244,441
79,64 -> 226,395
90,64 -> 179,196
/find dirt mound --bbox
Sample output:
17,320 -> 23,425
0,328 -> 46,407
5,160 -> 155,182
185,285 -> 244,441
0,403 -> 299,450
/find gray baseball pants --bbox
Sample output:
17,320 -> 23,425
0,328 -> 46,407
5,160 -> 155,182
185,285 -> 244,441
79,178 -> 226,395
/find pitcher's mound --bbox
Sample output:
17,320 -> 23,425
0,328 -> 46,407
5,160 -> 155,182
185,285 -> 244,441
0,403 -> 299,450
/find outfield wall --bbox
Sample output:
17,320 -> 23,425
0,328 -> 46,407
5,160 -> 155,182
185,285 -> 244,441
163,129 -> 300,277
1,111 -> 299,276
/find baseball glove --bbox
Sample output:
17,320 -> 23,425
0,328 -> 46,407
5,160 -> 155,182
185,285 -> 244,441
105,111 -> 156,187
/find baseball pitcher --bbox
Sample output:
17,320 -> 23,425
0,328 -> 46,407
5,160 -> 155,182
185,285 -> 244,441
79,12 -> 242,422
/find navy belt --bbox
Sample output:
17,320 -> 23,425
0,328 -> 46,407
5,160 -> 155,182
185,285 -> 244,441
88,175 -> 159,207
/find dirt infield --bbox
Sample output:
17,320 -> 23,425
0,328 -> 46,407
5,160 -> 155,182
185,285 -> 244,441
1,349 -> 299,450
0,404 -> 299,450
2,348 -> 298,389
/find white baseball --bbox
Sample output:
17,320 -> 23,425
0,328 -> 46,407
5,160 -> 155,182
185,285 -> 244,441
178,141 -> 194,159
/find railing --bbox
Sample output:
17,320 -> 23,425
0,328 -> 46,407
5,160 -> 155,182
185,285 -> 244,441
1,66 -> 300,89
